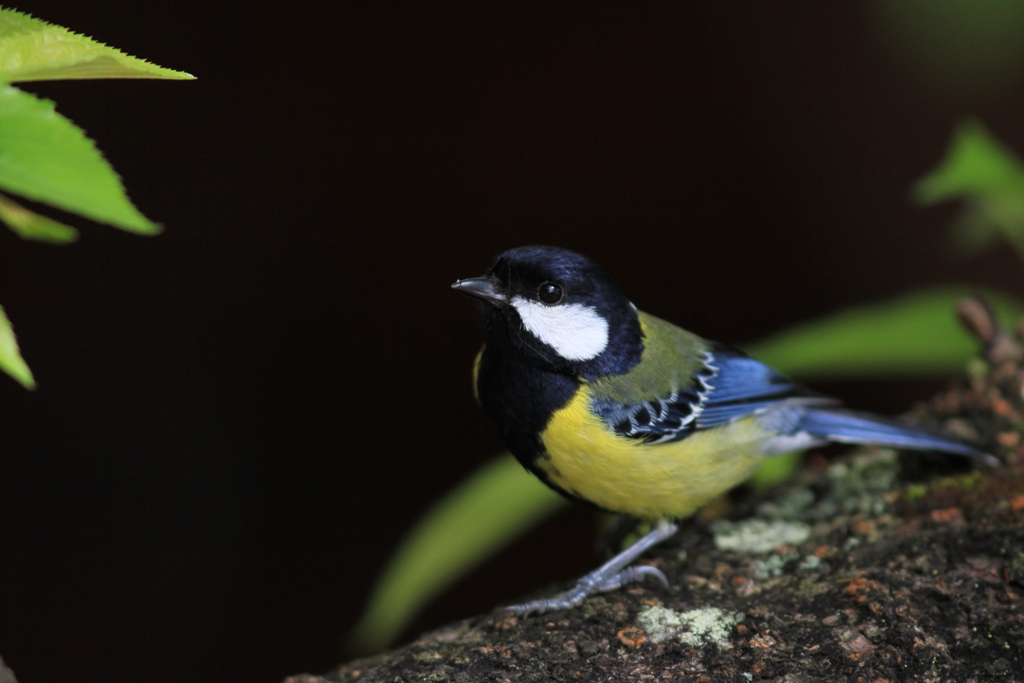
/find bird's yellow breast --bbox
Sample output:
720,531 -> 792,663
536,384 -> 766,520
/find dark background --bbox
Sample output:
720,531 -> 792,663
2,3 -> 1023,682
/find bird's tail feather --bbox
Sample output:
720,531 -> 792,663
797,408 -> 997,466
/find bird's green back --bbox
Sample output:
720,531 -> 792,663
588,311 -> 708,402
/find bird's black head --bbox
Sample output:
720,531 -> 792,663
452,246 -> 643,378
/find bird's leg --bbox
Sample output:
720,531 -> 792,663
503,519 -> 680,616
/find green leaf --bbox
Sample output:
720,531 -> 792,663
0,8 -> 194,82
355,286 -> 1024,651
744,287 -> 1024,378
0,192 -> 77,242
347,454 -> 566,654
0,303 -> 35,388
914,121 -> 1024,261
0,85 -> 157,233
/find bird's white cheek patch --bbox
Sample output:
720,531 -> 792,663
510,297 -> 609,361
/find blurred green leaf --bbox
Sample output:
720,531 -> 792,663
353,286 -> 1024,651
0,192 -> 77,242
915,121 -> 1024,261
748,450 -> 802,490
0,84 -> 158,234
0,304 -> 35,389
348,454 -> 565,654
0,8 -> 194,82
874,0 -> 1024,90
745,287 -> 1024,378
915,122 -> 1024,200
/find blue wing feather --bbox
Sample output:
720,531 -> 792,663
693,347 -> 829,429
592,344 -> 991,463
594,346 -> 828,443
701,353 -> 792,403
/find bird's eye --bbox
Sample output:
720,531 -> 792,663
537,282 -> 563,305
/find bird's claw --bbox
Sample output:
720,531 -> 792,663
501,562 -> 668,616
610,564 -> 670,591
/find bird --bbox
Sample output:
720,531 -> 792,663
452,245 -> 992,615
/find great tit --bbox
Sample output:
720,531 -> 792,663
452,245 -> 990,615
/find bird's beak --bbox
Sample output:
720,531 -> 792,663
451,276 -> 506,305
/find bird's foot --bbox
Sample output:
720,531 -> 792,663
502,520 -> 679,616
503,563 -> 670,616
